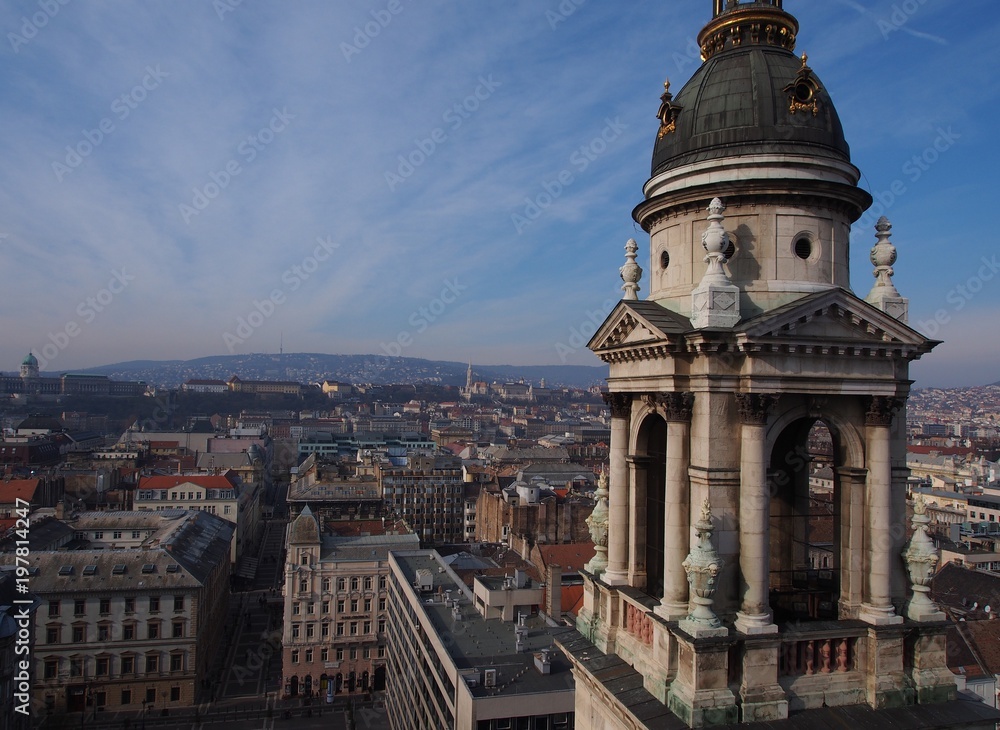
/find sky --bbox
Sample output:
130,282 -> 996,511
0,0 -> 998,388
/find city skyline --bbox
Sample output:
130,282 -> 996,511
1,1 -> 998,388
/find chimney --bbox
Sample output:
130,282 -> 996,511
546,563 -> 562,618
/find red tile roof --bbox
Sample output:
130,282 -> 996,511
537,543 -> 596,573
0,479 -> 41,505
562,585 -> 585,616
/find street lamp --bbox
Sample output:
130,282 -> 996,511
140,698 -> 147,730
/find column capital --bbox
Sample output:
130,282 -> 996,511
866,396 -> 902,427
736,393 -> 780,425
657,392 -> 695,423
602,392 -> 632,419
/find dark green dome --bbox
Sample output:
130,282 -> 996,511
652,42 -> 851,176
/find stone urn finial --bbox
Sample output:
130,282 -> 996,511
585,469 -> 610,577
903,493 -> 945,622
620,238 -> 643,301
865,216 -> 909,323
680,498 -> 727,636
691,198 -> 740,329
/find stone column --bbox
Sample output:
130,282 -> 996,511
735,394 -> 779,635
603,392 -> 631,586
657,392 -> 693,620
860,396 -> 903,626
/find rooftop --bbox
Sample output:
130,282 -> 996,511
392,550 -> 575,699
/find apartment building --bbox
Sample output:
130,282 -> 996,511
25,510 -> 232,715
378,454 -> 465,544
282,507 -> 418,700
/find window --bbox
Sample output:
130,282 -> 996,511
292,602 -> 300,615
336,622 -> 344,636
291,624 -> 300,639
48,600 -> 60,618
99,598 -> 110,614
123,624 -> 135,641
113,530 -> 122,539
72,626 -> 85,643
94,531 -> 104,539
321,623 -> 330,638
44,659 -> 58,679
74,599 -> 85,616
124,597 -> 135,613
364,598 -> 372,612
322,601 -> 330,614
121,690 -> 132,706
170,686 -> 180,702
305,649 -> 313,662
149,596 -> 160,612
170,654 -> 183,672
379,575 -> 386,591
364,647 -> 371,659
148,622 -> 159,640
377,646 -> 385,658
336,648 -> 344,661
121,656 -> 135,674
301,553 -> 309,565
174,595 -> 184,611
96,657 -> 110,676
337,578 -> 346,591
146,688 -> 156,704
337,600 -> 345,613
46,626 -> 60,644
291,650 -> 299,664
307,602 -> 315,614
378,619 -> 385,634
98,625 -> 111,642
299,579 -> 308,593
363,621 -> 372,634
145,655 -> 159,673
321,648 -> 328,662
173,620 -> 184,638
349,648 -> 357,660
350,577 -> 359,591
132,530 -> 141,539
351,599 -> 359,613
70,658 -> 83,677
224,505 -> 231,515
379,598 -> 387,611
322,578 -> 331,592
350,622 -> 358,636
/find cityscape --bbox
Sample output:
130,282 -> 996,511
3,1 -> 1000,730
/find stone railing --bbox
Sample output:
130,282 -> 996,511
775,623 -> 867,678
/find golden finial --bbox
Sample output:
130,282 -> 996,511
800,52 -> 808,68
663,78 -> 671,93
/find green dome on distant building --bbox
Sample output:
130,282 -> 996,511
22,352 -> 38,368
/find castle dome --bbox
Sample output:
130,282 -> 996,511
22,352 -> 38,368
652,1 -> 850,176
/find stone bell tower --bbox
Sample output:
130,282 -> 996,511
557,2 -> 999,728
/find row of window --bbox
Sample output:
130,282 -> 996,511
293,574 -> 386,593
74,530 -> 145,541
289,619 -> 385,639
42,652 -> 186,679
289,645 -> 385,663
136,490 -> 235,500
291,597 -> 387,615
48,595 -> 184,617
47,619 -> 185,644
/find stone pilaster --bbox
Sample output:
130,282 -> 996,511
860,397 -> 903,626
603,392 -> 631,586
865,626 -> 913,709
739,636 -> 788,723
667,628 -> 738,728
658,392 -> 693,620
734,394 -> 779,635
908,624 -> 957,705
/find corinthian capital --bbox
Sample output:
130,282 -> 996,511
657,392 -> 694,423
602,392 -> 632,419
736,393 -> 779,425
866,396 -> 902,427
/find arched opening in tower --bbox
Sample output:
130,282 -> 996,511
768,418 -> 839,623
636,413 -> 667,600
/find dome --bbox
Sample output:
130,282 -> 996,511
22,352 -> 38,367
652,4 -> 850,176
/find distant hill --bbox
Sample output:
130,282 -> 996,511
71,353 -> 607,390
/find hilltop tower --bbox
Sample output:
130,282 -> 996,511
558,2 -> 993,728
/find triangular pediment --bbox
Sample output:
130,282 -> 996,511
588,300 -> 691,353
738,288 -> 934,347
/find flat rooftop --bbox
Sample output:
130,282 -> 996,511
393,551 -> 575,699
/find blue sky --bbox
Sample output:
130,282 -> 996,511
0,0 -> 997,388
